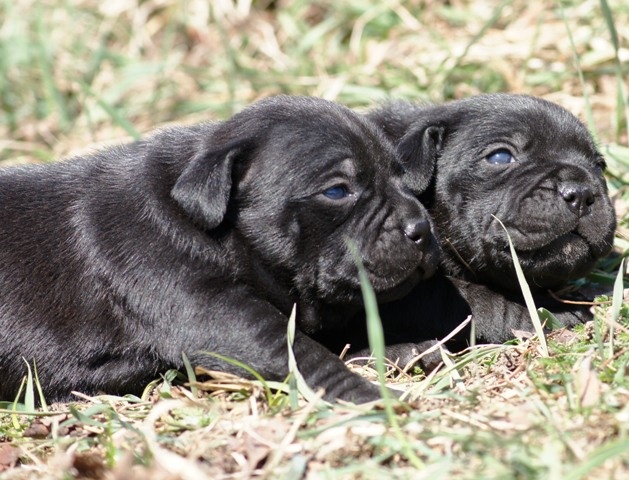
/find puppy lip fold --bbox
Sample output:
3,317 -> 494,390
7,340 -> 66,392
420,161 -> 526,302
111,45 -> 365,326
506,232 -> 598,275
481,231 -> 596,286
364,266 -> 416,289
313,268 -> 419,308
500,227 -> 592,256
489,213 -> 576,249
358,259 -> 425,294
373,269 -> 423,302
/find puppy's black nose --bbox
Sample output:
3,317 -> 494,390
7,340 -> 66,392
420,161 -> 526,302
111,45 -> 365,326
559,182 -> 594,215
404,218 -> 430,245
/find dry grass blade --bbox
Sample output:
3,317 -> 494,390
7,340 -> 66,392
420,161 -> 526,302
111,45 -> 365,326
260,389 -> 324,478
200,352 -> 276,404
599,0 -> 629,142
139,399 -> 211,480
0,1 -> 627,478
564,438 -> 629,480
402,315 -> 471,373
492,215 -> 549,356
286,304 -> 324,405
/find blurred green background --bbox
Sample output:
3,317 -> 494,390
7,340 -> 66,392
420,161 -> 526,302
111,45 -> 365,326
0,0 -> 627,184
0,3 -> 628,476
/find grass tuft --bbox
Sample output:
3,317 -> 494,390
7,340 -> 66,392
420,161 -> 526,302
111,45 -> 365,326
0,1 -> 628,477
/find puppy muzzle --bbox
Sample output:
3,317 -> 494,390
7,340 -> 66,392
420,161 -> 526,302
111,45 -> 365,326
404,218 -> 431,246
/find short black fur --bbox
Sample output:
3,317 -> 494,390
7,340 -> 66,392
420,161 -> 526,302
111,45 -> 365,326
0,96 -> 440,403
319,94 -> 616,367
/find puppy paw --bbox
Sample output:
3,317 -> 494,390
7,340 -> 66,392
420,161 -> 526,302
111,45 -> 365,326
537,296 -> 594,328
325,377 -> 383,404
383,341 -> 446,372
551,307 -> 593,328
347,340 -> 447,373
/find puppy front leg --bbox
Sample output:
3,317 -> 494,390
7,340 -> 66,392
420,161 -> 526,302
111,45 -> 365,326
176,295 -> 383,404
448,277 -> 591,343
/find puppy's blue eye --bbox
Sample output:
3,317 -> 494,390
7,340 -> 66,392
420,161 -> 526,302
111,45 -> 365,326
486,149 -> 515,165
323,185 -> 350,200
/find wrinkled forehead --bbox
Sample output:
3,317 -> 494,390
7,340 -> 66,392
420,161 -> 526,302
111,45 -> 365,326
255,112 -> 397,176
459,102 -> 599,156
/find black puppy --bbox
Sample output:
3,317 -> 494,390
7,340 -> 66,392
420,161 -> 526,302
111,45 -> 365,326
323,94 -> 616,365
0,96 -> 439,403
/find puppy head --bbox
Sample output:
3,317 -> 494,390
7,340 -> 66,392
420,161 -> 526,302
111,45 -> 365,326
171,96 -> 439,327
372,94 -> 616,290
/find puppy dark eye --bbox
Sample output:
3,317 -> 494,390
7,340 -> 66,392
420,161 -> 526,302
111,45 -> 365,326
486,149 -> 515,165
323,185 -> 350,200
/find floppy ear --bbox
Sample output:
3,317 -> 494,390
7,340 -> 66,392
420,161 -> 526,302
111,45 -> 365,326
367,101 -> 449,195
171,142 -> 246,229
396,123 -> 445,195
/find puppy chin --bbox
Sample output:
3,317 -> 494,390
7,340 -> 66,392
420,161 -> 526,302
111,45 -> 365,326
366,252 -> 439,297
488,216 -> 576,252
484,239 -> 597,290
314,265 -> 426,308
373,270 -> 423,303
363,237 -> 440,291
521,244 -> 597,286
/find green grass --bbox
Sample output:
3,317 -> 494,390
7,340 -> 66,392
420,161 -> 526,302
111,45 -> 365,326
1,0 -> 628,478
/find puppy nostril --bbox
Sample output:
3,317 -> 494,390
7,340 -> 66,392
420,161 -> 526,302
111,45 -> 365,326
404,218 -> 430,245
559,182 -> 594,215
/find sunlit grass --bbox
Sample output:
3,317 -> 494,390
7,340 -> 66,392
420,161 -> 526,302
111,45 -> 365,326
0,0 -> 627,478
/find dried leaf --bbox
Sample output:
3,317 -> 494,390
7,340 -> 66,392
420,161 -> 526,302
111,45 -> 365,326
23,420 -> 50,439
72,451 -> 107,480
0,444 -> 21,471
575,354 -> 603,408
511,329 -> 535,339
